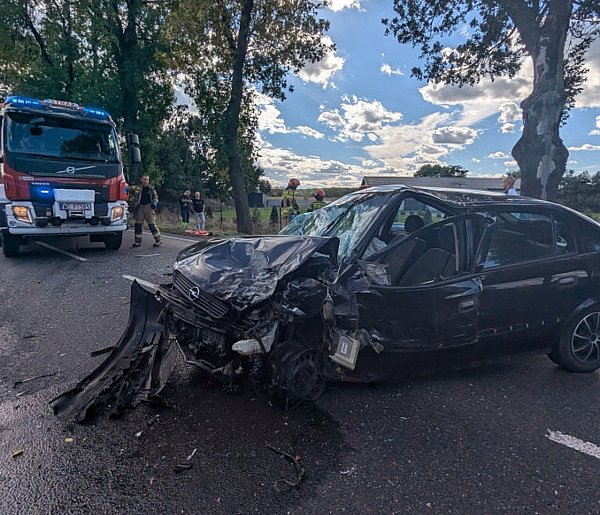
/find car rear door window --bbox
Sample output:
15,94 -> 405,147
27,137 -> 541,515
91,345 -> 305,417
483,212 -> 554,268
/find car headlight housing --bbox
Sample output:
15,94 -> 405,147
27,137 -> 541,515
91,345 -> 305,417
111,206 -> 125,221
12,205 -> 33,223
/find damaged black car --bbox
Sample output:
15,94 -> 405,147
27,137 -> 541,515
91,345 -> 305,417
52,186 -> 600,421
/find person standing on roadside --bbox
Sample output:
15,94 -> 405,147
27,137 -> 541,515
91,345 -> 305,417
179,190 -> 192,229
131,174 -> 161,247
192,191 -> 206,231
308,189 -> 326,211
281,178 -> 300,226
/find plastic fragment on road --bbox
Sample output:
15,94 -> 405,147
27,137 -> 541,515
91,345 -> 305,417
11,450 -> 24,459
65,437 -> 74,443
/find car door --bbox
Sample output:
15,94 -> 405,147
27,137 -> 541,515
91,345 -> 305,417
473,208 -> 576,341
354,214 -> 484,352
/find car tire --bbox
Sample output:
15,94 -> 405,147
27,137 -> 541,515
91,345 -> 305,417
551,305 -> 600,372
104,232 -> 123,251
2,232 -> 21,257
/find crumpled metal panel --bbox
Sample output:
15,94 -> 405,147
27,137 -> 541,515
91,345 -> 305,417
173,236 -> 338,311
50,281 -> 176,422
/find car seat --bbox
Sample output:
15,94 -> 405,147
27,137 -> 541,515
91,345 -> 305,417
398,224 -> 457,285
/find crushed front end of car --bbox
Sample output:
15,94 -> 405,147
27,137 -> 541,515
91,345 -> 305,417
52,235 -> 351,421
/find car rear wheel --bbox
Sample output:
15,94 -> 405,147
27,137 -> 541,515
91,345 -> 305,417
104,232 -> 123,251
552,306 -> 600,372
2,232 -> 21,257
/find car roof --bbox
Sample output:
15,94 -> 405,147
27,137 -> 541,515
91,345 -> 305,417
358,184 -> 554,208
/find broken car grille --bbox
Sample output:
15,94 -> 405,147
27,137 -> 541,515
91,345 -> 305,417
173,270 -> 229,319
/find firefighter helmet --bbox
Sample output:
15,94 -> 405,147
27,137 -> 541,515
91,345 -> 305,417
288,178 -> 300,188
314,189 -> 325,201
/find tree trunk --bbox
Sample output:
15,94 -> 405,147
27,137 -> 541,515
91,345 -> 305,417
511,1 -> 571,201
113,0 -> 141,134
223,0 -> 253,234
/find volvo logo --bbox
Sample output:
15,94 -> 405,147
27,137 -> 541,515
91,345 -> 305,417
56,165 -> 96,174
188,286 -> 200,301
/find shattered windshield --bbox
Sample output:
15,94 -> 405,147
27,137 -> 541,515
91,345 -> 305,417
280,192 -> 388,261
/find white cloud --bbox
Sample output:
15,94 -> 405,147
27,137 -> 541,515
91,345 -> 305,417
318,96 -> 403,142
431,126 -> 478,146
296,126 -> 325,139
297,36 -> 344,88
567,144 -> 600,151
575,40 -> 600,108
327,0 -> 361,11
568,160 -> 578,165
258,146 -> 389,188
361,111 -> 480,171
498,102 -> 521,133
489,151 -> 511,159
256,94 -> 324,139
503,160 -> 517,167
420,61 -> 532,127
380,63 -> 403,76
471,157 -> 481,163
589,115 -> 600,135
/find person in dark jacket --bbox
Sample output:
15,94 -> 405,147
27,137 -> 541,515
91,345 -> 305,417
179,190 -> 192,229
192,191 -> 205,231
131,175 -> 161,247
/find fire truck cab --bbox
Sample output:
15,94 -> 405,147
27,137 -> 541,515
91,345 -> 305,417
0,96 -> 133,257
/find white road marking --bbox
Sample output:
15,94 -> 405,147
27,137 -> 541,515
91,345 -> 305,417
122,274 -> 158,291
546,430 -> 600,460
135,253 -> 161,258
142,231 -> 198,243
33,241 -> 88,262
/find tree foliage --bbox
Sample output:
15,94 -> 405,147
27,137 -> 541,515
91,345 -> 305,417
383,1 -> 600,201
167,0 -> 332,233
0,0 -> 175,182
414,164 -> 468,177
557,170 -> 600,214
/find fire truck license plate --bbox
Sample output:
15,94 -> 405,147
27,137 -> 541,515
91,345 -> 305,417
61,203 -> 91,211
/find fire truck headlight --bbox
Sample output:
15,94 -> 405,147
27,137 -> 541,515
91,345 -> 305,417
12,206 -> 33,223
111,206 -> 125,221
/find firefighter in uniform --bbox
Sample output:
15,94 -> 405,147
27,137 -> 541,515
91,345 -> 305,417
308,189 -> 326,211
280,178 -> 300,226
131,174 -> 162,247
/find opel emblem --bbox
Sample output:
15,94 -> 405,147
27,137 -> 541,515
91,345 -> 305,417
188,286 -> 200,300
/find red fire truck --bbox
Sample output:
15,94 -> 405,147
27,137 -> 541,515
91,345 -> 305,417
0,95 -> 135,257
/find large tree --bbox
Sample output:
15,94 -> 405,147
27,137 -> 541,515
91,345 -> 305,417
384,1 -> 600,201
168,0 -> 331,233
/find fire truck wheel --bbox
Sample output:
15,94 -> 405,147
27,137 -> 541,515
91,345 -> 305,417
2,232 -> 21,257
104,232 -> 123,251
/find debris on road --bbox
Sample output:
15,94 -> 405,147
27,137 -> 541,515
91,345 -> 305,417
134,431 -> 143,439
173,448 -> 197,474
340,466 -> 356,476
173,462 -> 193,473
146,414 -> 160,426
11,450 -> 24,459
267,444 -> 305,491
13,372 -> 57,388
65,437 -> 74,443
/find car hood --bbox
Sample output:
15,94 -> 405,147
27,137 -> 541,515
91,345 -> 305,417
174,235 -> 339,311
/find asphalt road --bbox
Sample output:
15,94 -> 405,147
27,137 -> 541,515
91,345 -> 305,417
1,229 -> 600,514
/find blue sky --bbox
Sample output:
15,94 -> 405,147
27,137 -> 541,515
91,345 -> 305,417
255,0 -> 600,188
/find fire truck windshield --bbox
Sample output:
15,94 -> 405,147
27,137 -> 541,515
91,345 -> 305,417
5,111 -> 119,165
